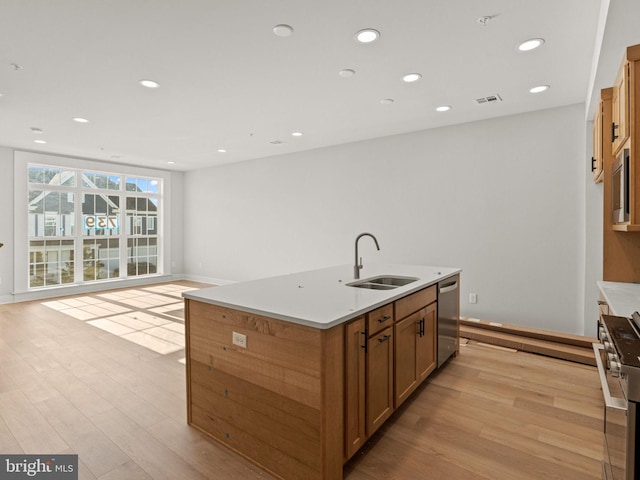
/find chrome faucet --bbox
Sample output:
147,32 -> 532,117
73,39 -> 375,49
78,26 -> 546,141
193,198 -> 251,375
354,232 -> 380,279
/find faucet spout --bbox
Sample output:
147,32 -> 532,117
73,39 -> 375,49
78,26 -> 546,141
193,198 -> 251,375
354,232 -> 380,279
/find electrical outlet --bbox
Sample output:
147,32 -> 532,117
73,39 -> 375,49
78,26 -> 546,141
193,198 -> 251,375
232,331 -> 247,349
469,293 -> 478,304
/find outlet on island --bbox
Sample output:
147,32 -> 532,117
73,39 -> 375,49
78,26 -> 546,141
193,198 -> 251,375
232,331 -> 247,348
469,293 -> 478,304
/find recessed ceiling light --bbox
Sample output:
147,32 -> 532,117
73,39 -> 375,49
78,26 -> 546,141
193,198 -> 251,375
436,105 -> 451,112
402,73 -> 422,83
273,24 -> 294,37
529,85 -> 550,93
379,98 -> 394,105
518,38 -> 545,52
338,69 -> 356,78
34,139 -> 47,144
355,29 -> 380,44
167,161 -> 176,165
73,117 -> 89,123
217,149 -> 227,153
291,132 -> 303,137
139,79 -> 160,88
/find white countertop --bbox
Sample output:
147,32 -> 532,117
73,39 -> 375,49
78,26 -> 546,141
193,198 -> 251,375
598,281 -> 640,317
183,264 -> 461,329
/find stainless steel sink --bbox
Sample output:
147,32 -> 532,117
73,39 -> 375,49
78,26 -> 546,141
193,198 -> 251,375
347,275 -> 419,290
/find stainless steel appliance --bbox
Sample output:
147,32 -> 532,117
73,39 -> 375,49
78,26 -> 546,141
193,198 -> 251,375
595,313 -> 640,479
437,275 -> 459,368
613,147 -> 630,224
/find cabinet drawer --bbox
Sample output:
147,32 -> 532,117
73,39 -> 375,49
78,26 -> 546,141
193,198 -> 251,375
367,304 -> 394,337
395,285 -> 436,320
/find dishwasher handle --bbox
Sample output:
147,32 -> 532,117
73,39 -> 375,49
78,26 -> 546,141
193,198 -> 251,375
439,281 -> 458,294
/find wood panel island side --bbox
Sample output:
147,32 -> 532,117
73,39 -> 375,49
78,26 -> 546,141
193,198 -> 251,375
183,264 -> 461,480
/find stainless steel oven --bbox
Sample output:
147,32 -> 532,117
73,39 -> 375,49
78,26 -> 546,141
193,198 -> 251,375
613,147 -> 630,224
595,314 -> 640,479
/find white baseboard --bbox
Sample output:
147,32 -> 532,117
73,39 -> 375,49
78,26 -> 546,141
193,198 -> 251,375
0,294 -> 13,304
0,273 -> 237,305
2,274 -> 187,304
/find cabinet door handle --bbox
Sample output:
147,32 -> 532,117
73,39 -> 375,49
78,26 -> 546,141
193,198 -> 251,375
420,318 -> 425,337
378,334 -> 391,343
361,331 -> 368,353
612,122 -> 619,142
378,315 -> 391,323
591,157 -> 596,172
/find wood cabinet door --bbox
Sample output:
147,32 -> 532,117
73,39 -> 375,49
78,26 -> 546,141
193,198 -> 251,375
344,316 -> 366,460
366,326 -> 394,436
593,102 -> 604,183
612,61 -> 629,155
394,311 -> 419,407
416,303 -> 437,382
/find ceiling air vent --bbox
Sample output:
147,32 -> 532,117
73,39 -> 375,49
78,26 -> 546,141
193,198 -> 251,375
475,94 -> 503,105
269,140 -> 285,145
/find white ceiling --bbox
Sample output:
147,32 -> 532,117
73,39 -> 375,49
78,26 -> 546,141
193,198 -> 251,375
0,0 -> 602,172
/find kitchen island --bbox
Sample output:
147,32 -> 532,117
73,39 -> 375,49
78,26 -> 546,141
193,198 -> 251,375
183,264 -> 461,480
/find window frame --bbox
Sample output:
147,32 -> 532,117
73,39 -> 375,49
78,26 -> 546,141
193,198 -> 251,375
14,151 -> 173,295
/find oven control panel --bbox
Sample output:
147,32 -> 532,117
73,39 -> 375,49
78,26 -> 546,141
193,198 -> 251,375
600,320 -> 623,377
601,315 -> 640,368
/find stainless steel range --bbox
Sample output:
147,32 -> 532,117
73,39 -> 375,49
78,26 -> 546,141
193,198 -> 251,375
595,313 -> 640,479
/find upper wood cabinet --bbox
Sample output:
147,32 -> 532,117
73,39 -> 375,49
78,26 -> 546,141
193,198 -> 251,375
611,59 -> 629,157
601,85 -> 640,280
609,44 -> 640,231
592,97 -> 604,183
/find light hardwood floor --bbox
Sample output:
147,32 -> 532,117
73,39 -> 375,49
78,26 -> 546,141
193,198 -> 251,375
0,282 -> 603,479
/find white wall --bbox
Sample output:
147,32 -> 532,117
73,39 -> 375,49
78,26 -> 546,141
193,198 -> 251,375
583,134 -> 603,339
184,103 -> 587,334
0,147 -> 15,302
170,171 -> 185,275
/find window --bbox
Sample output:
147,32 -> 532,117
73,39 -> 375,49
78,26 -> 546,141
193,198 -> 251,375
127,238 -> 158,276
29,239 -> 75,287
27,164 -> 162,289
83,238 -> 120,281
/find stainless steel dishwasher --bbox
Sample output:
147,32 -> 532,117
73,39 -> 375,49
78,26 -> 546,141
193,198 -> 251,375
437,275 -> 460,367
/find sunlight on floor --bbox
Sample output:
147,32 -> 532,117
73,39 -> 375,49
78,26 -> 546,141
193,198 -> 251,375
42,283 -> 197,355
